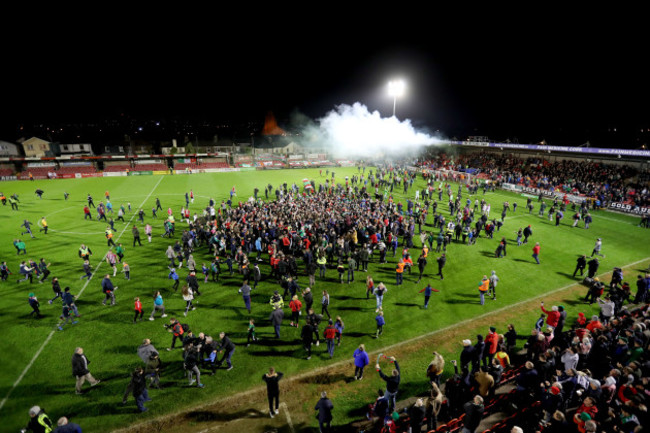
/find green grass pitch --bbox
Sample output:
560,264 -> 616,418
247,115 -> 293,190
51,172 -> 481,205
0,167 -> 648,432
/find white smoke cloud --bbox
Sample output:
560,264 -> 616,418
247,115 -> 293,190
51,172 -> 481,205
293,102 -> 443,159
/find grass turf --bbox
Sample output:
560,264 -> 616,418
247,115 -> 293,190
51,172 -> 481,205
0,167 -> 648,432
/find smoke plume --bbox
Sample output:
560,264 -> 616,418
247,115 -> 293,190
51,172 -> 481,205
292,102 -> 443,159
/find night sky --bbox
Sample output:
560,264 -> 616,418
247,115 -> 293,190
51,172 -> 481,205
3,12 -> 647,148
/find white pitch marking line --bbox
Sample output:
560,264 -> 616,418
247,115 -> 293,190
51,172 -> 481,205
280,402 -> 296,433
0,175 -> 164,413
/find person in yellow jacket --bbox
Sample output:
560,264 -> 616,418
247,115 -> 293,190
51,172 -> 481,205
478,275 -> 489,305
106,227 -> 116,247
39,216 -> 48,234
24,405 -> 52,433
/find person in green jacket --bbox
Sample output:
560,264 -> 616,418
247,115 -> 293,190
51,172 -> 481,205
116,243 -> 125,263
14,239 -> 27,255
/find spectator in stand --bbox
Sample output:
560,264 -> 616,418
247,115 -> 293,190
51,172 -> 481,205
540,302 -> 560,329
376,356 -> 400,413
461,395 -> 484,433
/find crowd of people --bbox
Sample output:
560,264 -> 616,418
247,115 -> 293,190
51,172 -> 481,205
6,160 -> 650,433
364,291 -> 650,433
417,151 -> 650,208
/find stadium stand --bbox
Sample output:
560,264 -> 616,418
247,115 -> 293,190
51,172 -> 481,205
102,162 -> 132,172
130,162 -> 168,171
174,161 -> 230,170
358,296 -> 649,433
56,164 -> 97,175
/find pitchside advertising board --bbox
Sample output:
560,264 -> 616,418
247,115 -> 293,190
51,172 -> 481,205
609,202 -> 650,215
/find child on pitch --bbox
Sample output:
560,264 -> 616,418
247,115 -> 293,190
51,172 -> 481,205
145,223 -> 152,242
202,263 -> 209,283
106,248 -> 118,277
80,260 -> 92,281
58,304 -> 78,330
247,318 -> 257,347
375,311 -> 385,338
122,262 -> 130,280
335,316 -> 345,346
133,297 -> 143,323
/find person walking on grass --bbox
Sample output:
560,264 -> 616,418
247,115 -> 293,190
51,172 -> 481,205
532,242 -> 541,264
263,367 -> 284,418
216,331 -> 236,371
353,343 -> 369,380
366,275 -> 375,299
17,260 -> 33,283
321,290 -> 331,319
28,292 -> 43,318
121,366 -> 151,412
39,216 -> 48,234
63,286 -> 81,318
478,275 -> 489,305
132,225 -> 142,246
14,239 -> 27,255
0,261 -> 10,281
106,249 -> 118,277
133,297 -> 144,323
247,318 -> 257,346
80,260 -> 92,281
121,262 -> 130,280
182,285 -> 195,317
238,280 -> 252,314
22,406 -> 53,433
590,238 -> 605,258
334,316 -> 344,346
489,270 -> 499,301
57,303 -> 78,331
21,219 -> 35,238
115,243 -> 125,263
314,391 -> 334,433
101,274 -> 117,306
301,319 -> 314,360
149,291 -> 167,320
573,255 -> 587,278
374,282 -> 387,312
323,319 -> 340,358
184,344 -> 205,388
375,311 -> 385,338
145,223 -> 153,242
419,283 -> 433,309
72,347 -> 100,394
49,277 -> 63,304
168,267 -> 180,291
289,294 -> 302,327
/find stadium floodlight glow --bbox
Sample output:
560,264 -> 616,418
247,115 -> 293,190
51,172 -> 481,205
388,79 -> 406,118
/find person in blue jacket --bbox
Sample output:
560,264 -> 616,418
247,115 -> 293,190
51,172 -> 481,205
353,344 -> 369,380
168,268 -> 180,291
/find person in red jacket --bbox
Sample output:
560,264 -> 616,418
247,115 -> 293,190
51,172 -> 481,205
540,302 -> 560,329
483,326 -> 499,368
323,319 -> 340,358
133,297 -> 144,323
289,295 -> 302,327
532,242 -> 541,264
